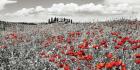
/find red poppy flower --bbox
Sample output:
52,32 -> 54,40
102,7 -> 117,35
105,62 -> 113,69
78,56 -> 85,60
68,32 -> 75,37
39,50 -> 46,55
70,58 -> 76,62
118,36 -> 122,39
128,40 -> 136,44
57,35 -> 64,42
41,41 -> 50,47
123,47 -> 128,51
121,63 -> 126,70
78,42 -> 89,49
66,50 -> 75,56
9,33 -> 17,39
136,40 -> 140,43
113,39 -> 118,43
77,67 -> 81,70
131,45 -> 138,50
117,41 -> 124,46
137,44 -> 140,48
106,53 -> 113,59
135,59 -> 140,64
61,50 -> 65,54
76,50 -> 85,56
57,63 -> 64,68
93,44 -> 100,49
103,44 -> 108,48
60,58 -> 67,63
96,63 -> 105,69
83,38 -> 88,43
111,32 -> 120,36
76,31 -> 81,36
115,60 -> 122,67
84,55 -> 93,61
70,46 -> 75,51
0,45 -> 7,49
110,61 -> 116,67
135,54 -> 140,58
86,31 -> 90,35
83,42 -> 89,49
49,57 -> 55,62
66,37 -> 71,43
100,39 -> 107,45
64,64 -> 70,70
114,45 -> 121,49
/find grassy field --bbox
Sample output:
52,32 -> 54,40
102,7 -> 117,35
0,20 -> 140,70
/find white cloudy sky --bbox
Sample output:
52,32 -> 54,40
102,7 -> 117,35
0,0 -> 140,22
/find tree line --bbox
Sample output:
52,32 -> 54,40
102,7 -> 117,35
48,17 -> 73,24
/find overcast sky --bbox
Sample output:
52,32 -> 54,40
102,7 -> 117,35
0,0 -> 140,22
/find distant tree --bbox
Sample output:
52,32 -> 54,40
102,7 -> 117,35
48,19 -> 51,24
56,18 -> 59,22
64,18 -> 66,22
51,17 -> 53,23
54,17 -> 57,22
68,19 -> 70,23
70,19 -> 73,23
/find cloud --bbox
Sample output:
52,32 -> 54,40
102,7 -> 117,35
102,4 -> 133,15
0,0 -> 17,11
104,0 -> 140,5
47,3 -> 138,15
4,1 -> 140,16
3,0 -> 140,22
6,6 -> 45,16
47,3 -> 104,15
3,6 -> 52,22
104,0 -> 140,15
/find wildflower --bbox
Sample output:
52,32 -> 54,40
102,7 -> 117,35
131,45 -> 138,50
66,50 -> 75,56
76,31 -> 81,36
49,57 -> 55,62
96,62 -> 105,69
117,41 -> 124,46
84,55 -> 93,61
64,64 -> 70,70
66,37 -> 71,44
57,63 -> 64,68
60,58 -> 67,63
106,53 -> 113,59
135,54 -> 140,58
110,61 -> 116,67
86,31 -> 90,35
111,32 -> 120,36
77,67 -> 81,70
0,45 -> 7,49
103,44 -> 108,48
70,58 -> 76,62
68,32 -> 75,37
115,60 -> 122,67
78,43 -> 89,49
100,39 -> 107,45
135,59 -> 140,64
93,44 -> 100,49
121,63 -> 127,70
114,45 -> 121,49
76,50 -> 85,57
105,62 -> 113,69
128,39 -> 136,44
9,33 -> 17,39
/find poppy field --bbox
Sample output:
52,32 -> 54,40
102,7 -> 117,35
0,20 -> 140,70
